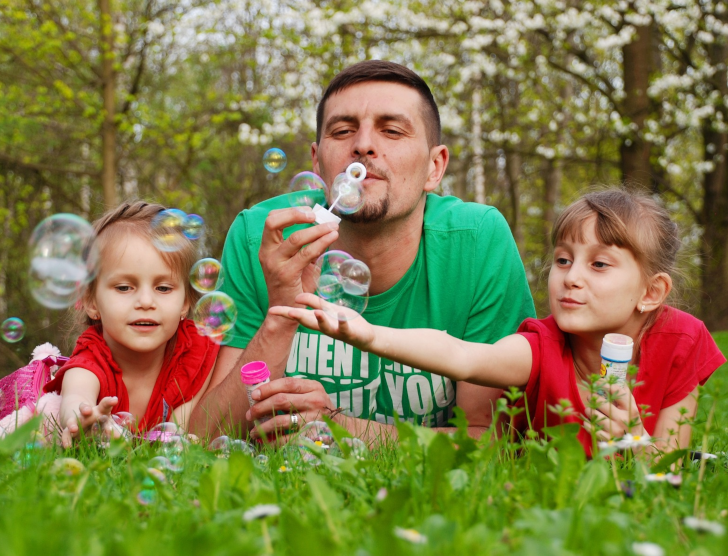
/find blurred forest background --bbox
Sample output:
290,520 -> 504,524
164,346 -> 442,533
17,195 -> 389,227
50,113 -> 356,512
1,0 -> 728,372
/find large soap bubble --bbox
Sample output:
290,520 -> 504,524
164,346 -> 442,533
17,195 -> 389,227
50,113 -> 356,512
189,258 -> 224,293
329,173 -> 364,215
151,209 -> 188,252
263,148 -> 287,173
288,172 -> 327,210
183,214 -> 205,240
1,318 -> 25,343
29,214 -> 97,309
193,291 -> 238,341
314,251 -> 369,321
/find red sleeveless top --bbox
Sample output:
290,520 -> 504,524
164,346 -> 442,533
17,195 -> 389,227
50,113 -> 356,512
45,319 -> 219,430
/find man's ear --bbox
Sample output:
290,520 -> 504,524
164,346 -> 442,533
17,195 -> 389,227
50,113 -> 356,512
311,142 -> 320,176
639,272 -> 672,313
424,145 -> 449,193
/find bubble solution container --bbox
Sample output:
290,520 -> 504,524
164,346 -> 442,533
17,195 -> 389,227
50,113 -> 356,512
240,361 -> 271,420
600,333 -> 634,382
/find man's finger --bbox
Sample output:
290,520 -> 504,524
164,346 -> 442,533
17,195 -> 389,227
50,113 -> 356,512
261,207 -> 316,244
294,293 -> 325,309
254,377 -> 325,401
277,223 -> 339,260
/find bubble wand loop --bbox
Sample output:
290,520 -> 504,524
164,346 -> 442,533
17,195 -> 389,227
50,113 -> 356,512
312,162 -> 366,225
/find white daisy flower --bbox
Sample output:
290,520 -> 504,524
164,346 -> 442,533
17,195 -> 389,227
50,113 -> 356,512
645,473 -> 681,486
632,541 -> 664,556
394,527 -> 427,544
598,439 -> 621,450
243,504 -> 281,522
375,487 -> 388,502
619,433 -> 652,449
683,516 -> 726,536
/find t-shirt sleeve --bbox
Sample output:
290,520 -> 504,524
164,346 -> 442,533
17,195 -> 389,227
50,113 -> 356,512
44,355 -> 107,396
662,322 -> 727,408
517,330 -> 542,400
463,208 -> 536,344
219,212 -> 268,350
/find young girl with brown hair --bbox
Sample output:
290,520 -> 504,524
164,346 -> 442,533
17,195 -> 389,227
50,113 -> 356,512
43,201 -> 219,446
271,189 -> 726,454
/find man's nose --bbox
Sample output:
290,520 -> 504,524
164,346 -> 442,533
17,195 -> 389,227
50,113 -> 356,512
352,123 -> 376,158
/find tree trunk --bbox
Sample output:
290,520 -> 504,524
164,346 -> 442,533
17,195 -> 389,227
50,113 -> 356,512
505,151 -> 524,256
471,88 -> 486,204
620,22 -> 652,188
99,0 -> 117,208
543,158 -> 562,250
700,31 -> 728,330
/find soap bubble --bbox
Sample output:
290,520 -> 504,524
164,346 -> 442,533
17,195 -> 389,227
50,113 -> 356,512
1,318 -> 25,343
52,458 -> 86,477
208,435 -> 255,457
329,173 -> 364,215
112,412 -> 136,429
331,437 -> 369,460
314,251 -> 369,321
137,477 -> 157,505
193,292 -> 237,339
28,214 -> 97,309
288,172 -> 327,210
263,148 -> 287,173
339,259 -> 371,295
189,258 -> 224,293
147,467 -> 167,483
151,209 -> 188,252
183,214 -> 204,240
145,422 -> 185,443
299,421 -> 335,446
255,454 -> 269,468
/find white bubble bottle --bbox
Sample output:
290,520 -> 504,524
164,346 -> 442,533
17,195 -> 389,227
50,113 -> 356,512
600,333 -> 634,382
240,361 -> 271,419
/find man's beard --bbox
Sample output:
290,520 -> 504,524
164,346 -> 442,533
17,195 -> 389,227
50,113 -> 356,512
340,195 -> 390,224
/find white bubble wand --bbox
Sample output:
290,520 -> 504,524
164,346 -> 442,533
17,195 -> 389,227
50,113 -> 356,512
313,162 -> 366,224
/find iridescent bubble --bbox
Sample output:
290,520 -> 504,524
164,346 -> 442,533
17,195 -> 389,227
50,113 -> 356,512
145,422 -> 185,443
208,435 -> 255,458
137,477 -> 157,505
1,318 -> 25,343
299,421 -> 335,446
331,437 -> 369,460
193,292 -> 237,338
315,250 -> 353,279
28,214 -> 97,309
189,258 -> 224,293
183,214 -> 205,240
288,172 -> 327,210
329,173 -> 364,215
147,467 -> 167,484
263,148 -> 287,173
151,209 -> 188,252
339,259 -> 371,296
316,273 -> 344,300
255,454 -> 269,468
52,458 -> 86,477
112,412 -> 135,429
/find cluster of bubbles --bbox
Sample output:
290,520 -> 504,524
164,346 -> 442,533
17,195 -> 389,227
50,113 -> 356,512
151,209 -> 205,252
329,162 -> 366,215
263,148 -> 287,173
207,435 -> 255,457
293,421 -> 369,465
28,213 -> 98,310
188,257 -> 237,345
1,317 -> 25,343
314,251 -> 371,321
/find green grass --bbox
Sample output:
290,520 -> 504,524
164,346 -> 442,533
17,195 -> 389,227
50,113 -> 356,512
1,336 -> 728,555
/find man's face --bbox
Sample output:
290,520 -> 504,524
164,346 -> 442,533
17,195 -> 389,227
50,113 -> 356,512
312,81 -> 447,224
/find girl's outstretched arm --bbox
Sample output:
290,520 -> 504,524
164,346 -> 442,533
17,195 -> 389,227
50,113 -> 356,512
59,367 -> 117,448
269,293 -> 533,389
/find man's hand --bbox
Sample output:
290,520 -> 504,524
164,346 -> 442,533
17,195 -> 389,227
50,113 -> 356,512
269,293 -> 376,352
245,377 -> 333,443
259,207 -> 339,308
61,396 -> 118,448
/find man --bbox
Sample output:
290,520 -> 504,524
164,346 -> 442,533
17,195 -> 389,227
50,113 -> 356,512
189,60 -> 535,440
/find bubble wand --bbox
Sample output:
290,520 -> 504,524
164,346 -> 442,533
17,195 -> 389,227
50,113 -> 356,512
313,163 -> 366,224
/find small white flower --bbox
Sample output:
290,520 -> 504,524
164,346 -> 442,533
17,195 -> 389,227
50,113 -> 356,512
619,433 -> 652,449
701,452 -> 718,460
684,516 -> 726,536
632,542 -> 665,556
394,527 -> 427,544
243,504 -> 281,522
375,488 -> 388,502
646,473 -> 668,482
598,439 -> 621,450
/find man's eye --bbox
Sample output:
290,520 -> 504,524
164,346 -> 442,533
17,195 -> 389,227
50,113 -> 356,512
383,129 -> 402,136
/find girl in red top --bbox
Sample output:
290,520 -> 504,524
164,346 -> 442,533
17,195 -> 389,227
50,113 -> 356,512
272,189 -> 726,454
45,201 -> 219,446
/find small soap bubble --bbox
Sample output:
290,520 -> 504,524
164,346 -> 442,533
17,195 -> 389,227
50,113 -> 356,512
299,421 -> 335,446
255,454 -> 269,467
332,437 -> 369,460
288,172 -> 327,210
208,435 -> 255,457
316,273 -> 344,301
145,422 -> 185,443
112,412 -> 135,429
1,318 -> 25,343
137,477 -> 157,505
329,173 -> 364,215
339,259 -> 371,296
193,292 -> 237,339
28,214 -> 97,309
147,467 -> 167,484
189,258 -> 224,293
52,458 -> 86,477
183,214 -> 205,240
151,209 -> 188,252
263,148 -> 287,173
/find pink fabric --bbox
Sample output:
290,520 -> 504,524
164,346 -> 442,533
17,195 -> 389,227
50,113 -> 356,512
0,354 -> 68,420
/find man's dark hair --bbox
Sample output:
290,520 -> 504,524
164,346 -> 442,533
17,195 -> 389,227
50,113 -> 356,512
316,60 -> 441,148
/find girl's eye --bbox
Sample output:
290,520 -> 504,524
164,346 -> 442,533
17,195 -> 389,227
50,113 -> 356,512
116,285 -> 131,292
157,286 -> 173,293
593,261 -> 609,269
556,257 -> 571,266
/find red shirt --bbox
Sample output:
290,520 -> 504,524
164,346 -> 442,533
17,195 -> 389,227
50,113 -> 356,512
514,306 -> 725,454
45,319 -> 219,430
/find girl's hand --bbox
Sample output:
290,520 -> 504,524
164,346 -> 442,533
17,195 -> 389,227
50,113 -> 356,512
61,396 -> 118,448
269,293 -> 376,352
583,383 -> 645,442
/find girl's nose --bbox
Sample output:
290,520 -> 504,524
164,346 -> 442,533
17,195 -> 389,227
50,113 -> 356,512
135,287 -> 156,308
563,263 -> 584,288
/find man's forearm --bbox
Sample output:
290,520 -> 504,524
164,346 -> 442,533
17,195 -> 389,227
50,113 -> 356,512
188,315 -> 299,437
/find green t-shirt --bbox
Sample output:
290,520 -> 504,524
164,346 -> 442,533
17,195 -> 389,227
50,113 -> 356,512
220,192 -> 535,426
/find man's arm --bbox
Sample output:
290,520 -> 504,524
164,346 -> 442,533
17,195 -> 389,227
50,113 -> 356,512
188,207 -> 339,437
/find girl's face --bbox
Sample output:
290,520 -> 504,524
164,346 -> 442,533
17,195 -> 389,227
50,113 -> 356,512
87,234 -> 189,358
548,216 -> 647,339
